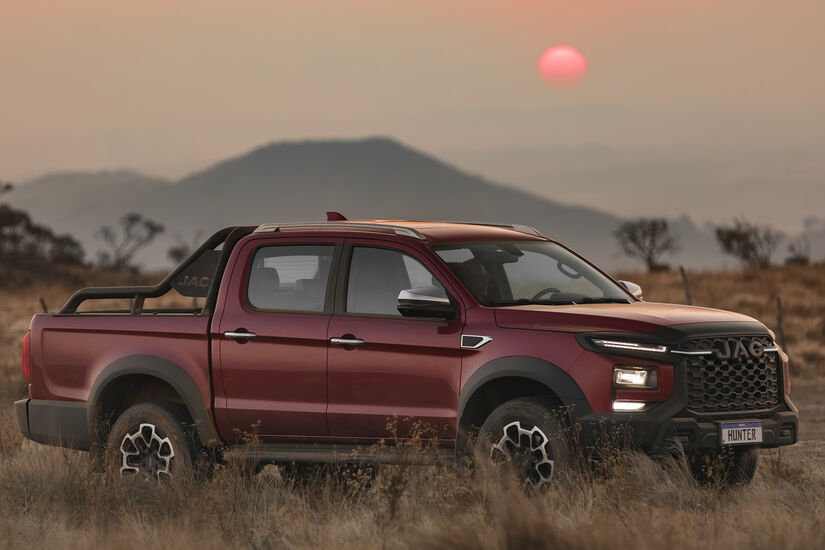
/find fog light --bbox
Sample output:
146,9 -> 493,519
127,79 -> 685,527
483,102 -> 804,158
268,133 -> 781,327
612,401 -> 646,412
613,366 -> 658,389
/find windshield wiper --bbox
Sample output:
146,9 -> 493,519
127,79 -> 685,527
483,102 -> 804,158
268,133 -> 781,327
487,298 -> 577,306
487,297 -> 630,306
575,297 -> 631,304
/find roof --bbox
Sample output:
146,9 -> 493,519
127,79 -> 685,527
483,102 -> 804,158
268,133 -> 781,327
252,220 -> 548,244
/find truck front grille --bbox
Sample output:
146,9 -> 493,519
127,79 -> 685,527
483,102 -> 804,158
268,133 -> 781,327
678,335 -> 781,414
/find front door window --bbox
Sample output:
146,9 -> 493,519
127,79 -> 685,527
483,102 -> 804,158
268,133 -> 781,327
346,246 -> 446,316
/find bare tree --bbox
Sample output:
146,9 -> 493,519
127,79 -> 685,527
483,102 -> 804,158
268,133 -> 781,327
715,218 -> 784,268
167,242 -> 190,265
786,235 -> 810,266
803,216 -> 825,234
167,230 -> 203,266
0,181 -> 13,196
96,213 -> 164,271
614,218 -> 679,272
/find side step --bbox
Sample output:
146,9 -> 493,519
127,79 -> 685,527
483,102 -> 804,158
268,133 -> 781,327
223,443 -> 456,465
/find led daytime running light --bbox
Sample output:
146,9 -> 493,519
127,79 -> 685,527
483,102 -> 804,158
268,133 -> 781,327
592,339 -> 667,353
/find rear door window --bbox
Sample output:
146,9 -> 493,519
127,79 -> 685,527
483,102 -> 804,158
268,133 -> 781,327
247,245 -> 335,312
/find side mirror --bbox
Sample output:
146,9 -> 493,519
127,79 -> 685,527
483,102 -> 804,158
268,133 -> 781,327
397,286 -> 456,319
618,280 -> 643,300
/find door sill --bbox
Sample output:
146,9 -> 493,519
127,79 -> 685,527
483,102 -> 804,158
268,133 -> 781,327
223,442 -> 455,465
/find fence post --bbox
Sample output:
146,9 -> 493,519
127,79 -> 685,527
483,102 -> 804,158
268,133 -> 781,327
776,296 -> 787,350
679,266 -> 692,305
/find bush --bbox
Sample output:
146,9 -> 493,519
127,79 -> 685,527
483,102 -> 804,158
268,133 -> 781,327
715,218 -> 783,268
0,203 -> 84,264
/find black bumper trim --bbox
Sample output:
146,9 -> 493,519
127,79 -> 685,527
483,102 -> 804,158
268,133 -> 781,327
15,398 -> 91,451
14,399 -> 29,438
577,409 -> 798,452
664,412 -> 798,450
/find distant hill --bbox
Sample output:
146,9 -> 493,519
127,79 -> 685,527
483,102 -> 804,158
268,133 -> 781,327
6,138 -> 730,271
10,170 -> 169,217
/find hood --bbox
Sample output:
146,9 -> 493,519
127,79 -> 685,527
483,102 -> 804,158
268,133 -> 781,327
494,301 -> 766,337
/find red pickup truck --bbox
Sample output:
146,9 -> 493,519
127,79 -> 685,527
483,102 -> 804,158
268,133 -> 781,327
14,216 -> 797,485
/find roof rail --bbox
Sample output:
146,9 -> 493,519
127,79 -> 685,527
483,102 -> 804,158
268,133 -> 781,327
444,221 -> 544,237
509,224 -> 544,237
254,221 -> 426,240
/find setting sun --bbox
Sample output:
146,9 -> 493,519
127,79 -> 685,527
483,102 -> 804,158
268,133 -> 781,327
538,45 -> 588,86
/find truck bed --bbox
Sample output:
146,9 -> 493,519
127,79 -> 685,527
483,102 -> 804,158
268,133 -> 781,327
29,314 -> 211,404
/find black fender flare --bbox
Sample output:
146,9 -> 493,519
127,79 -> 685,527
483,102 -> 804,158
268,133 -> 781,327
87,355 -> 220,447
457,355 -> 592,427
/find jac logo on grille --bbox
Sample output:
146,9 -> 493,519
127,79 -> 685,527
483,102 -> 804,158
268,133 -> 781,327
714,339 -> 766,360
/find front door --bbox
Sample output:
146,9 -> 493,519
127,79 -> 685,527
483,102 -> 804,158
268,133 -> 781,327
214,238 -> 339,442
326,240 -> 464,441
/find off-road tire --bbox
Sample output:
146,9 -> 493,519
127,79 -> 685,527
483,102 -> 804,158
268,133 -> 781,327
475,396 -> 576,488
689,446 -> 759,486
105,401 -> 199,479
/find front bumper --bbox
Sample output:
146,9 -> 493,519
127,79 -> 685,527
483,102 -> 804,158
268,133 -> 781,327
573,327 -> 798,453
663,411 -> 797,450
576,403 -> 798,452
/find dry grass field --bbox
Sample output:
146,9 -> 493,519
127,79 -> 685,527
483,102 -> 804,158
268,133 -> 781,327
0,265 -> 823,549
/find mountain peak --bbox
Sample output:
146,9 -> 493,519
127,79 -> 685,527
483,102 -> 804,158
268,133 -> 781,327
242,136 -> 427,164
178,136 -> 450,187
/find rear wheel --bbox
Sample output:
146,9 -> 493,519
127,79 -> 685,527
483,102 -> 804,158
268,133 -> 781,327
689,446 -> 759,486
474,396 -> 575,488
105,402 -> 198,479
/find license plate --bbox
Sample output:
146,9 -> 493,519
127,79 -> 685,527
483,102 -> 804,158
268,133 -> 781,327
719,421 -> 763,445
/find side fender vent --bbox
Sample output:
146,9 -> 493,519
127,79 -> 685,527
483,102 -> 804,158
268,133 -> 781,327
462,335 -> 492,349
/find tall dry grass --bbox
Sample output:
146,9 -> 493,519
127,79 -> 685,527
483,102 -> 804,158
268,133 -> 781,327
0,265 -> 823,549
0,425 -> 823,549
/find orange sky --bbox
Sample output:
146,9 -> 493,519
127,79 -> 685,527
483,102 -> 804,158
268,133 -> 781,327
1,0 -> 823,181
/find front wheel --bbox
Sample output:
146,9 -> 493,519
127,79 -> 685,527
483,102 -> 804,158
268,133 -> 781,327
105,402 -> 198,479
474,396 -> 576,488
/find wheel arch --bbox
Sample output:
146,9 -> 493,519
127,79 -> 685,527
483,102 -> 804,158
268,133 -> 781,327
88,355 -> 220,449
457,356 -> 591,454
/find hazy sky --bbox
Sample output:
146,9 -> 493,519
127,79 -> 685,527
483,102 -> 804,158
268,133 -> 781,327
1,0 -> 823,227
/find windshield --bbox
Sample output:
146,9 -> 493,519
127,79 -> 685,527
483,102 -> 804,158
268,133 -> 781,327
433,241 -> 631,306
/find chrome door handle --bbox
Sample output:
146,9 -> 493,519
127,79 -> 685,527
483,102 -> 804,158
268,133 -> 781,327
224,331 -> 257,342
330,337 -> 364,348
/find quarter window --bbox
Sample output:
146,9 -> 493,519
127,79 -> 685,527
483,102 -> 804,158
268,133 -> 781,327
247,245 -> 334,312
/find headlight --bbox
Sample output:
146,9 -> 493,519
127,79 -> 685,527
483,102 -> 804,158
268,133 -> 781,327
613,366 -> 658,389
592,339 -> 667,353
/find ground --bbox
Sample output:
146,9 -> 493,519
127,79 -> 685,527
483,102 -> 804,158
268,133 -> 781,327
0,265 -> 823,549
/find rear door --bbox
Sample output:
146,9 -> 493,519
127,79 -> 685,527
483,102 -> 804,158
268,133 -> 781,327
326,239 -> 464,441
213,237 -> 340,442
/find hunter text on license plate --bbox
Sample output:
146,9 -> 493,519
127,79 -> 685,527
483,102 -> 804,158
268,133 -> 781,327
720,421 -> 763,445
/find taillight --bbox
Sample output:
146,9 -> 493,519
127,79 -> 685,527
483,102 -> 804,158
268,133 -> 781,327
21,331 -> 31,383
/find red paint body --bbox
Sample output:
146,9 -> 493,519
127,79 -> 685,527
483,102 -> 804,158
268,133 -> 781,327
24,222 -> 782,447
